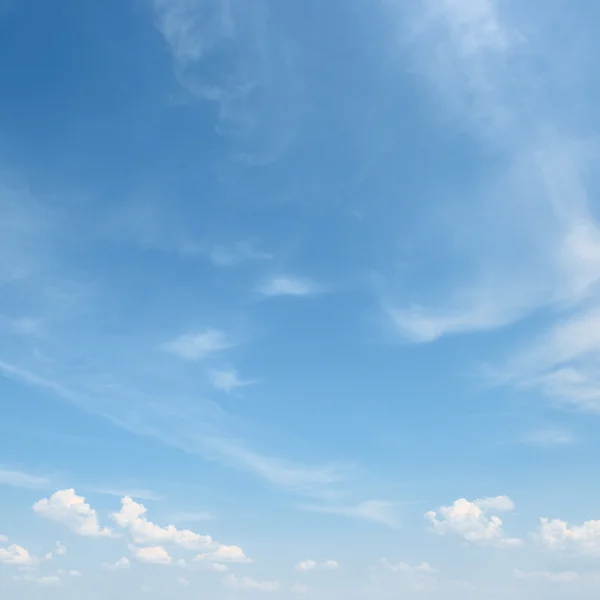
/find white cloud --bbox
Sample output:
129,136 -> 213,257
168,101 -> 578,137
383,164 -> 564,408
55,541 -> 67,555
57,569 -> 82,577
290,583 -> 309,594
0,534 -> 7,543
161,329 -> 232,360
194,544 -> 252,564
112,496 -> 214,550
209,242 -> 272,267
0,544 -> 37,566
302,500 -> 398,528
104,557 -> 130,570
0,468 -> 50,489
382,560 -> 438,575
177,577 -> 190,586
134,545 -> 173,565
257,276 -> 319,297
425,496 -> 521,547
295,559 -> 338,572
539,517 -> 600,553
224,574 -> 280,592
209,367 -> 256,393
16,574 -> 61,586
514,568 -> 578,582
33,489 -> 113,537
519,427 -> 574,447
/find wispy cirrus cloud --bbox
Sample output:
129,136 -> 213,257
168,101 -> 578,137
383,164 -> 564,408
209,367 -> 256,393
152,0 -> 299,164
257,276 -> 320,297
0,467 -> 51,489
302,500 -> 399,528
383,0 -> 600,345
160,329 -> 234,361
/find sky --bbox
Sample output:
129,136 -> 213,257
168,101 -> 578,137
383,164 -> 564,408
2,0 -> 600,598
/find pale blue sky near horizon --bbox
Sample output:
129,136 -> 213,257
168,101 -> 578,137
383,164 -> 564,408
2,0 -> 600,598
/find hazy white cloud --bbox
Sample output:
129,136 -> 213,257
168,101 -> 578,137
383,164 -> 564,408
0,534 -> 7,543
16,574 -> 62,586
33,489 -> 113,537
425,496 -> 521,547
539,517 -> 600,553
161,329 -> 232,360
209,241 -> 272,267
303,500 -> 398,528
134,545 -> 173,565
519,427 -> 574,447
55,541 -> 67,556
57,569 -> 82,578
514,568 -> 578,582
290,583 -> 309,594
0,544 -> 37,566
209,367 -> 256,393
295,559 -> 338,571
224,574 -> 280,592
177,577 -> 190,586
194,544 -> 252,564
0,468 -> 50,489
112,496 -> 214,550
258,276 -> 319,297
382,560 -> 438,575
104,557 -> 130,570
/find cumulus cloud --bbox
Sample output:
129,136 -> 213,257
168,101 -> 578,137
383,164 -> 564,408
425,496 -> 521,547
194,544 -> 252,564
161,329 -> 232,360
0,544 -> 37,566
295,559 -> 338,571
539,517 -> 600,553
112,496 -> 214,550
104,557 -> 131,570
134,545 -> 172,565
382,560 -> 438,575
33,489 -> 113,537
257,276 -> 319,297
224,574 -> 280,592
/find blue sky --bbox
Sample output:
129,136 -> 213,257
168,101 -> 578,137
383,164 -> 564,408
2,0 -> 600,597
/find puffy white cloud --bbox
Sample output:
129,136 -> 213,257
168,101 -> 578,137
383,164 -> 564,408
425,496 -> 522,547
382,560 -> 438,575
295,559 -> 338,571
224,574 -> 280,592
134,546 -> 172,565
161,329 -> 232,360
257,276 -> 319,297
194,544 -> 252,564
514,568 -> 578,582
539,517 -> 600,553
104,557 -> 130,570
0,544 -> 37,566
111,497 -> 214,550
33,489 -> 113,537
